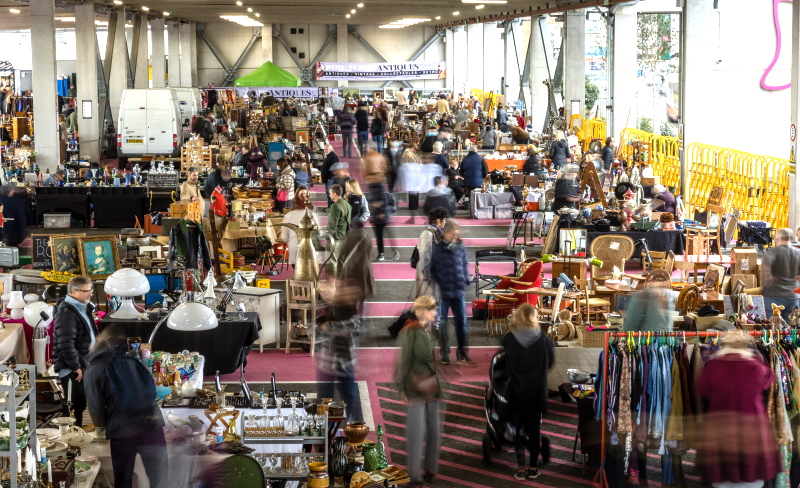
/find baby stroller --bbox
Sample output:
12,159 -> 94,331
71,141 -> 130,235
482,350 -> 513,463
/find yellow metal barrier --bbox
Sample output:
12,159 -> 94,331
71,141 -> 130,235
581,119 -> 607,152
569,115 -> 585,142
618,128 -> 681,193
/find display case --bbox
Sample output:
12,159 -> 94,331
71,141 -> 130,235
0,364 -> 36,488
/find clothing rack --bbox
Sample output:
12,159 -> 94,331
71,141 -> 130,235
595,329 -> 794,488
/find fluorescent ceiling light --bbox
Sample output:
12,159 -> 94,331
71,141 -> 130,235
220,15 -> 264,26
453,11 -> 460,15
163,11 -> 169,15
462,0 -> 506,2
346,13 -> 351,18
9,8 -> 20,13
59,17 -> 75,22
357,3 -> 363,6
475,4 -> 484,8
113,0 -> 123,4
141,6 -> 149,10
379,25 -> 406,28
435,16 -> 441,19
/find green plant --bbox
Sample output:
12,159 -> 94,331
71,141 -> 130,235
659,121 -> 675,137
585,76 -> 600,115
637,117 -> 653,133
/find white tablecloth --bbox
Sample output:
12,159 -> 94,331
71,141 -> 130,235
0,323 -> 29,364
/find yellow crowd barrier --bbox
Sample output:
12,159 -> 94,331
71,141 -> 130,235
582,119 -> 607,152
616,128 -> 790,229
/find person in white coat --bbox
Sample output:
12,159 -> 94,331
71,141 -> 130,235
413,208 -> 447,298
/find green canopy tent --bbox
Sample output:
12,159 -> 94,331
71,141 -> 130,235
234,61 -> 301,87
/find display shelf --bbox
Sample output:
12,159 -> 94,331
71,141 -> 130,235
0,364 -> 36,488
243,436 -> 326,444
242,411 -> 329,469
0,386 -> 33,410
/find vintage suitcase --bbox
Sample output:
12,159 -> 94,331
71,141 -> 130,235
0,247 -> 20,267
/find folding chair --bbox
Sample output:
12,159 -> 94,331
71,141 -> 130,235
473,249 -> 519,296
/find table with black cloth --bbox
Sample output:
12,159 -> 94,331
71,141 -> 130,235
99,311 -> 261,375
34,187 -> 90,225
34,186 -> 148,227
586,229 -> 685,255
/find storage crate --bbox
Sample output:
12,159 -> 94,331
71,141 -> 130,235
43,212 -> 71,228
283,117 -> 307,131
576,326 -> 607,348
255,277 -> 271,288
170,203 -> 189,218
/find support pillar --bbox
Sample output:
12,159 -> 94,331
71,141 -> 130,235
74,2 -> 100,162
466,24 -> 484,92
150,18 -> 166,88
530,16 -> 549,133
168,21 -> 181,87
790,0 -> 800,229
564,9 -> 586,119
261,25 -> 273,63
179,22 -> 194,87
134,14 -> 149,88
337,23 -> 348,87
189,22 -> 198,86
445,28 -> 454,93
452,27 -> 468,96
108,7 -> 128,126
30,0 -> 59,171
610,7 -> 637,139
680,0 -> 715,202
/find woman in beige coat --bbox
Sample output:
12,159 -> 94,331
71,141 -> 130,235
413,208 -> 447,298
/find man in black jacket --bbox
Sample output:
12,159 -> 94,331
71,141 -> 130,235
53,276 -> 99,426
85,325 -> 167,488
321,143 -> 339,186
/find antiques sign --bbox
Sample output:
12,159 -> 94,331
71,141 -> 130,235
235,87 -> 320,98
315,61 -> 446,81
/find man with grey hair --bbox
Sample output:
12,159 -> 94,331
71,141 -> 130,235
459,145 -> 488,197
44,169 -> 67,187
762,228 -> 800,323
53,276 -> 98,426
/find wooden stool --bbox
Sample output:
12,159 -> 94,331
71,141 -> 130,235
285,280 -> 328,356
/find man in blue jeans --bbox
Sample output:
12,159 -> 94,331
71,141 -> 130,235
761,228 -> 800,323
430,220 -> 476,366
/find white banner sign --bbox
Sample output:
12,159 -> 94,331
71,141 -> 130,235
235,87 -> 319,98
315,61 -> 445,81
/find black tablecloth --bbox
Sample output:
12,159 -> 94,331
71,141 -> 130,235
34,194 -> 90,224
99,312 -> 261,375
91,192 -> 147,227
34,187 -> 148,227
586,230 -> 685,255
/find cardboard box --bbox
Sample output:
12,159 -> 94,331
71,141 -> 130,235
730,273 -> 758,289
641,176 -> 660,186
732,247 -> 759,274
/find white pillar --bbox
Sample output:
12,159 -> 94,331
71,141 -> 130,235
337,23 -> 348,88
564,10 -> 586,119
452,27 -> 468,96
150,18 -> 166,88
108,7 -> 128,126
74,2 -> 100,162
790,0 -> 800,229
189,22 -> 198,86
445,28 -> 455,93
179,22 -> 194,87
611,7 -> 637,139
168,21 -> 181,87
530,16 -> 549,133
680,0 -> 715,201
30,0 -> 59,171
466,24 -> 484,92
261,25 -> 273,63
134,14 -> 149,88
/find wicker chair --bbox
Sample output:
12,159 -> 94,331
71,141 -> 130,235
589,235 -> 635,307
644,269 -> 672,288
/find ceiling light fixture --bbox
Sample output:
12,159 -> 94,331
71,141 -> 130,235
475,4 -> 484,8
462,0 -> 506,2
453,11 -> 460,15
113,0 -> 123,4
163,11 -> 169,15
9,8 -> 20,13
141,6 -> 149,10
435,16 -> 441,19
346,13 -> 351,18
357,2 -> 363,6
255,12 -> 260,16
247,7 -> 252,12
236,0 -> 242,4
220,14 -> 264,26
351,9 -> 356,13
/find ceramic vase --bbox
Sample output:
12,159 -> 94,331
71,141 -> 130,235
375,424 -> 388,470
361,442 -> 381,472
342,460 -> 364,485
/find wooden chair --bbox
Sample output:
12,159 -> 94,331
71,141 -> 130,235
685,204 -> 724,257
644,269 -> 672,289
676,285 -> 699,315
284,280 -> 328,356
642,250 -> 667,273
574,278 -> 611,322
674,260 -> 698,283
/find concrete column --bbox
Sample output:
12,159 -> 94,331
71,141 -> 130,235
179,22 -> 194,87
466,24 -> 484,92
150,18 -> 166,88
564,10 -> 585,119
74,2 -> 100,162
680,0 -> 715,201
445,28 -> 454,93
30,0 -> 59,171
108,7 -> 128,126
134,14 -> 149,88
261,25 -> 273,63
337,23 -> 348,87
189,22 -> 198,86
530,16 -> 549,133
610,7 -> 637,139
167,22 -> 181,87
790,0 -> 800,229
452,27 -> 468,96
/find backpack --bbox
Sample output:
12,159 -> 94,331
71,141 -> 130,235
105,354 -> 157,414
410,228 -> 435,269
388,309 -> 416,339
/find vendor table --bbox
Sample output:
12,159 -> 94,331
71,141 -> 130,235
484,159 -> 523,172
34,188 -> 90,225
0,322 -> 29,363
550,340 -> 600,391
586,230 -> 685,255
34,186 -> 148,227
99,312 -> 261,375
470,190 -> 515,219
214,287 -> 282,352
221,225 -> 278,253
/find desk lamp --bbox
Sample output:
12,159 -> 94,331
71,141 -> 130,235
104,268 -> 150,319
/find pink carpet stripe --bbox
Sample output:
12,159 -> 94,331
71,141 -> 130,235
316,216 -> 515,227
382,456 -> 503,488
364,301 -> 474,317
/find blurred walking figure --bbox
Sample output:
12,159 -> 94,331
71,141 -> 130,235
345,179 -> 370,229
316,227 -> 374,421
355,104 -> 370,156
382,137 -> 405,192
365,144 -> 398,261
502,305 -> 554,480
696,330 -> 781,487
414,208 -> 447,298
326,184 -> 351,277
396,295 -> 442,488
430,220 -> 475,366
337,107 -> 357,158
622,287 -> 676,332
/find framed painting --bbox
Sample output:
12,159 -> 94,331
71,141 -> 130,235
77,235 -> 120,280
49,234 -> 85,275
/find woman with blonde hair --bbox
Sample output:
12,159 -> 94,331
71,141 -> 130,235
396,295 -> 442,488
549,130 -> 571,169
502,303 -> 554,480
345,179 -> 370,229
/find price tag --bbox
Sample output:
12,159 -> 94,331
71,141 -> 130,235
741,258 -> 749,271
609,242 -> 620,250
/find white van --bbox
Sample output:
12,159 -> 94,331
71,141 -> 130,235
171,87 -> 202,142
117,89 -> 181,157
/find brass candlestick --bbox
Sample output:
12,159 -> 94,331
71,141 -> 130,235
65,401 -> 75,420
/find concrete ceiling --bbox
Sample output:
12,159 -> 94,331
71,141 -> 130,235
0,0 -> 567,31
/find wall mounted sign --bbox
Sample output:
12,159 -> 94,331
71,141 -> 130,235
315,61 -> 446,81
235,87 -> 320,98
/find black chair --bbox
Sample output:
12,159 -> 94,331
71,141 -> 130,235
474,249 -> 519,295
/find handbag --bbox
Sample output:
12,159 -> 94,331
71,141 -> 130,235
276,190 -> 289,202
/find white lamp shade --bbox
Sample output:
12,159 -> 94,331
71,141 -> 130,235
7,291 -> 25,320
167,302 -> 218,331
104,269 -> 150,297
23,302 -> 53,328
23,294 -> 39,304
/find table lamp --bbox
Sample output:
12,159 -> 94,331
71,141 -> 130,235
23,302 -> 53,374
104,268 -> 150,319
8,291 -> 26,320
148,301 -> 219,344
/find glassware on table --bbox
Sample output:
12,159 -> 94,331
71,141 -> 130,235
315,414 -> 325,436
245,414 -> 258,437
268,451 -> 279,474
285,396 -> 300,436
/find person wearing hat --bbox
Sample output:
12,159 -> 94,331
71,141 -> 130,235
650,184 -> 676,214
762,228 -> 800,323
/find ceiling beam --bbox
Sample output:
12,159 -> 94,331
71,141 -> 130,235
434,0 -> 631,29
349,26 -> 413,89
